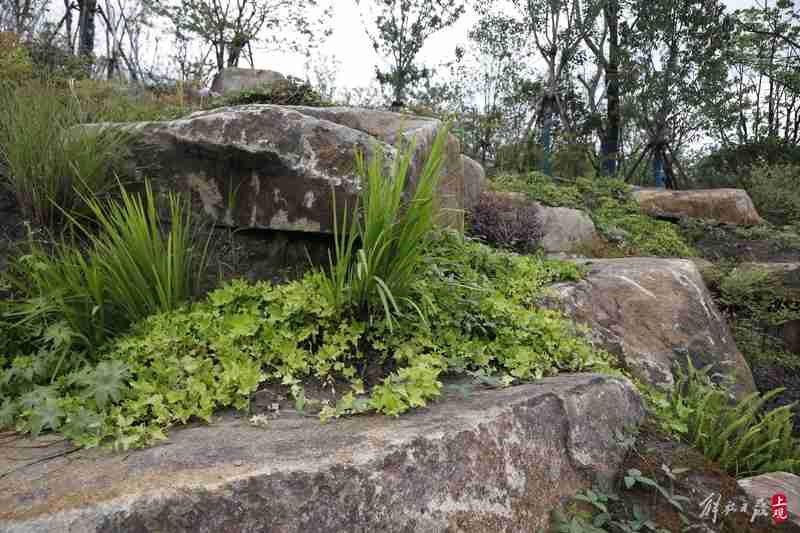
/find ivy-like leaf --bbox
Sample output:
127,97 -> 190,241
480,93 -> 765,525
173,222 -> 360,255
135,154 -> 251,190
87,360 -> 130,409
29,397 -> 63,436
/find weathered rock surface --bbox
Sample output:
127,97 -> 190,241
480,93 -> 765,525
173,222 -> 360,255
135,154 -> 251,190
0,374 -> 644,533
739,472 -> 800,528
538,204 -> 598,253
543,258 -> 757,398
632,187 -> 764,225
99,105 -> 466,233
461,155 -> 486,211
210,67 -> 286,95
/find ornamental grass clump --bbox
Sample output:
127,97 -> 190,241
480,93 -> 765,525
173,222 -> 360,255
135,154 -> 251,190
9,181 -> 208,351
323,126 -> 449,330
0,80 -> 130,227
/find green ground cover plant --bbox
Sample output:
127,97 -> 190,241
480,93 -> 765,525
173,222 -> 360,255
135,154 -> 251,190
490,172 -> 694,257
0,233 -> 610,449
0,128 -> 610,449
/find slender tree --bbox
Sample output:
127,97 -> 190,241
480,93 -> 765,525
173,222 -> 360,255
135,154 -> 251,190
358,0 -> 465,107
150,0 -> 330,71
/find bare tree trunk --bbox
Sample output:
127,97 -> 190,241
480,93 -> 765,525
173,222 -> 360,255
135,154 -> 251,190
604,0 -> 621,175
77,0 -> 97,62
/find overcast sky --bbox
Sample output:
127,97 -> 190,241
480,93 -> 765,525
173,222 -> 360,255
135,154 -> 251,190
254,0 -> 761,92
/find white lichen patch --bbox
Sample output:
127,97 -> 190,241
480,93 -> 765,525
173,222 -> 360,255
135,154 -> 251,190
186,173 -> 223,218
303,191 -> 316,209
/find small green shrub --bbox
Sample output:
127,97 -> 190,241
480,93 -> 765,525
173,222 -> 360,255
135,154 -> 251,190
1,233 -> 608,448
651,359 -> 800,477
739,163 -> 800,226
692,138 -> 800,189
223,77 -> 327,107
0,80 -> 132,226
491,171 -> 584,208
8,181 -> 208,350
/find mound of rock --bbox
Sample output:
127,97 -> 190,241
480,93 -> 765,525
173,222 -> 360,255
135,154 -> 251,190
0,374 -> 643,533
543,257 -> 756,398
210,67 -> 286,96
632,188 -> 764,225
93,105 -> 468,233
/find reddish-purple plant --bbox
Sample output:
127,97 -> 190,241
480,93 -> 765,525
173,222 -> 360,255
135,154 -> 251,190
467,192 -> 544,253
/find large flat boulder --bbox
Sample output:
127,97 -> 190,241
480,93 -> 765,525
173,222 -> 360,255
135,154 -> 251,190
210,67 -> 286,95
632,187 -> 764,225
97,105 -> 465,233
0,374 -> 644,533
543,258 -> 756,398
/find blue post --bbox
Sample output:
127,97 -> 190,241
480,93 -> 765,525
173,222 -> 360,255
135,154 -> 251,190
653,150 -> 666,188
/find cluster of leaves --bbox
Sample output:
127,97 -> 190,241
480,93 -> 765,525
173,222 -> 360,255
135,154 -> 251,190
0,232 -> 609,448
223,77 -> 328,107
691,139 -> 800,189
490,172 -> 694,257
739,163 -> 800,227
467,191 -> 544,253
679,218 -> 800,262
553,467 -> 693,533
69,80 -> 194,123
648,359 -> 800,477
0,32 -> 33,84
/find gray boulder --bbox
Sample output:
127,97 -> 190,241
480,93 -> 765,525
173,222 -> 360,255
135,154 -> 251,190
95,105 -> 466,233
543,257 -> 757,398
538,204 -> 598,253
210,67 -> 286,95
0,374 -> 644,533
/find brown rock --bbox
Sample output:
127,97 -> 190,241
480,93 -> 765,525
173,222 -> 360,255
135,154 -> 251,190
210,67 -> 286,96
632,187 -> 764,225
543,257 -> 757,398
0,374 -> 644,533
